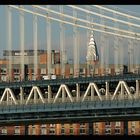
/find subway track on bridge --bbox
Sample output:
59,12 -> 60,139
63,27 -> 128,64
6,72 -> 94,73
0,74 -> 139,126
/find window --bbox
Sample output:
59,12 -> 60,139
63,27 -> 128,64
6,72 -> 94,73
50,124 -> 55,127
14,126 -> 20,135
32,69 -> 34,74
49,129 -> 55,135
70,128 -> 74,135
95,122 -> 99,127
69,124 -> 74,135
1,127 -> 7,135
131,121 -> 136,127
95,129 -> 99,135
61,128 -> 65,135
1,75 -> 7,81
32,126 -> 36,135
41,69 -> 46,74
115,122 -> 121,127
32,75 -> 36,80
115,128 -> 121,135
80,123 -> 86,127
105,128 -> 111,135
14,76 -> 20,81
131,128 -> 135,135
105,122 -> 111,127
41,128 -> 46,135
1,68 -> 7,73
14,69 -> 19,74
80,129 -> 86,135
41,125 -> 46,135
70,68 -> 73,74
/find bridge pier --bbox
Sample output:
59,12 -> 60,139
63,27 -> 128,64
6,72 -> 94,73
24,124 -> 28,135
88,122 -> 94,135
124,121 -> 128,135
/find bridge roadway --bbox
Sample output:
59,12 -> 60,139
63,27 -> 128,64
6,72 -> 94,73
0,97 -> 139,126
0,73 -> 139,89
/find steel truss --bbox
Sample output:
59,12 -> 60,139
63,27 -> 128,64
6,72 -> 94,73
0,80 -> 139,106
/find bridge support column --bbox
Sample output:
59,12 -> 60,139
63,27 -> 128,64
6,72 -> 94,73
25,124 -> 28,135
7,91 -> 9,105
88,122 -> 94,135
20,87 -> 24,104
121,82 -> 124,99
105,82 -> 109,100
48,85 -> 51,103
76,84 -> 80,102
62,87 -> 66,103
124,121 -> 128,135
91,86 -> 94,101
136,80 -> 139,98
34,89 -> 37,104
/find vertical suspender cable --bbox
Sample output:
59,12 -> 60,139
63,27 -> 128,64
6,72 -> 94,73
73,8 -> 79,77
60,6 -> 65,78
99,8 -> 105,75
86,6 -> 91,77
33,8 -> 38,80
128,17 -> 134,73
46,5 -> 52,79
19,5 -> 25,81
113,13 -> 119,74
118,36 -> 124,74
7,6 -> 12,82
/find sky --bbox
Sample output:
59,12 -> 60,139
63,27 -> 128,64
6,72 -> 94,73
0,5 -> 140,65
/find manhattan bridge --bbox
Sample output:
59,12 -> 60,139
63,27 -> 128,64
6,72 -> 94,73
0,5 -> 140,135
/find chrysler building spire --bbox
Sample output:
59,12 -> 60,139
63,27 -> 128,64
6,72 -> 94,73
86,29 -> 99,76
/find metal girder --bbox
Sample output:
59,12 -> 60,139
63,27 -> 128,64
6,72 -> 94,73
0,88 -> 17,105
53,84 -> 73,103
82,83 -> 102,102
26,86 -> 45,105
0,99 -> 140,126
111,81 -> 132,100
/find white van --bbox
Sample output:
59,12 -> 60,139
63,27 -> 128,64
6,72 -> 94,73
42,75 -> 50,80
51,75 -> 56,79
